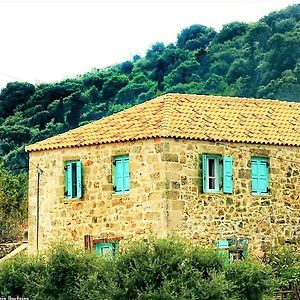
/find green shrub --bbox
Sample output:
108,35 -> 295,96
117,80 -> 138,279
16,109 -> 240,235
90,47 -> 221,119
0,168 -> 28,243
0,238 -> 279,300
226,260 -> 275,300
268,247 -> 300,293
113,238 -> 232,300
0,254 -> 45,298
42,243 -> 104,300
73,255 -> 117,300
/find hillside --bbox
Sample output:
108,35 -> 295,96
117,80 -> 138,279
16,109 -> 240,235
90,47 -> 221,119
0,4 -> 300,173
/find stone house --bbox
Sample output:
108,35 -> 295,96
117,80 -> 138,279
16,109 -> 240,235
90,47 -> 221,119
25,93 -> 300,258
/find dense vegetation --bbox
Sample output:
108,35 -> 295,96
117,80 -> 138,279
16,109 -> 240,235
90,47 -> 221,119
0,168 -> 27,243
0,238 -> 276,300
0,4 -> 300,173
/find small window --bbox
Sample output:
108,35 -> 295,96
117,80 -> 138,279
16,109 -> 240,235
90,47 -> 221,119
251,157 -> 269,195
216,239 -> 248,266
64,161 -> 82,198
208,157 -> 218,190
202,154 -> 233,193
113,155 -> 129,194
95,242 -> 119,255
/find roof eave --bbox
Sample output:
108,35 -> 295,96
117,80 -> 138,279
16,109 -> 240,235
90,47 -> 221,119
25,135 -> 300,153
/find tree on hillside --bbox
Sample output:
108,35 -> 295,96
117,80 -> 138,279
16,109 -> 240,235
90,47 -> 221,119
177,24 -> 216,50
216,22 -> 249,43
0,82 -> 35,118
1,4 -> 300,173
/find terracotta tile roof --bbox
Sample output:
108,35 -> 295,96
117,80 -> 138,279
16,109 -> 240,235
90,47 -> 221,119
25,93 -> 300,152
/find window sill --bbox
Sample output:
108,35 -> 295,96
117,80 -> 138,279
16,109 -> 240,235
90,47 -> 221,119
203,191 -> 234,195
252,193 -> 270,197
204,190 -> 223,194
113,192 -> 129,196
62,197 -> 83,203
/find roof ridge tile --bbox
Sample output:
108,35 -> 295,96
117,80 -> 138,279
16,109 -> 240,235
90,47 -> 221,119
160,94 -> 174,136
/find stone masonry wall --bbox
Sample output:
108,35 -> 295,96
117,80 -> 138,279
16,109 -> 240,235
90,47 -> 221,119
28,137 -> 300,257
28,138 -> 169,253
164,138 -> 300,257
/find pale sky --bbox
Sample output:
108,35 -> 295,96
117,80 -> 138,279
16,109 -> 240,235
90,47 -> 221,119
0,0 -> 299,88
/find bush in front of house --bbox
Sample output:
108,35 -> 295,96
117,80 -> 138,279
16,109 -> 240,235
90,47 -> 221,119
73,238 -> 232,300
41,243 -> 101,299
0,254 -> 46,298
0,238 -> 276,300
111,238 -> 231,300
267,247 -> 300,296
225,260 -> 275,300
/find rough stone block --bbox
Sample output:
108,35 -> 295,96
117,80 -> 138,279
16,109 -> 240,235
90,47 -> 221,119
172,201 -> 185,210
161,153 -> 179,162
238,169 -> 250,179
166,190 -> 180,200
145,212 -> 160,220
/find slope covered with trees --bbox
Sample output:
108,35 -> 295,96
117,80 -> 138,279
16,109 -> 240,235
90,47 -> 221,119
1,4 -> 300,173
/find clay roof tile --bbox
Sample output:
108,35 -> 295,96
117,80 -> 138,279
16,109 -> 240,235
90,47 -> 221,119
25,93 -> 300,152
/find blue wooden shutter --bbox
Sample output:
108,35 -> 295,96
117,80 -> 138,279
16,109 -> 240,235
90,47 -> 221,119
66,162 -> 72,198
114,158 -> 124,193
239,239 -> 248,260
123,157 -> 130,192
95,243 -> 101,254
202,154 -> 208,192
251,159 -> 259,194
223,156 -> 233,194
76,161 -> 82,198
64,164 -> 68,197
258,159 -> 269,194
252,158 -> 269,194
216,240 -> 229,266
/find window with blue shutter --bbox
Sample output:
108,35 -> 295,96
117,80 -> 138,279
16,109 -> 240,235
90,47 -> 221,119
202,154 -> 208,192
95,243 -> 114,255
216,240 -> 230,266
64,161 -> 82,199
223,156 -> 233,194
76,162 -> 82,198
113,155 -> 130,194
95,242 -> 119,255
251,159 -> 259,194
238,239 -> 249,260
202,154 -> 233,194
216,238 -> 248,265
114,158 -> 124,193
251,157 -> 269,195
123,157 -> 130,192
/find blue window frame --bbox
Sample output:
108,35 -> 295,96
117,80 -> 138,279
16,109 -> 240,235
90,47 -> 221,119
113,155 -> 130,194
64,161 -> 82,199
202,154 -> 233,193
251,157 -> 270,195
95,242 -> 119,255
